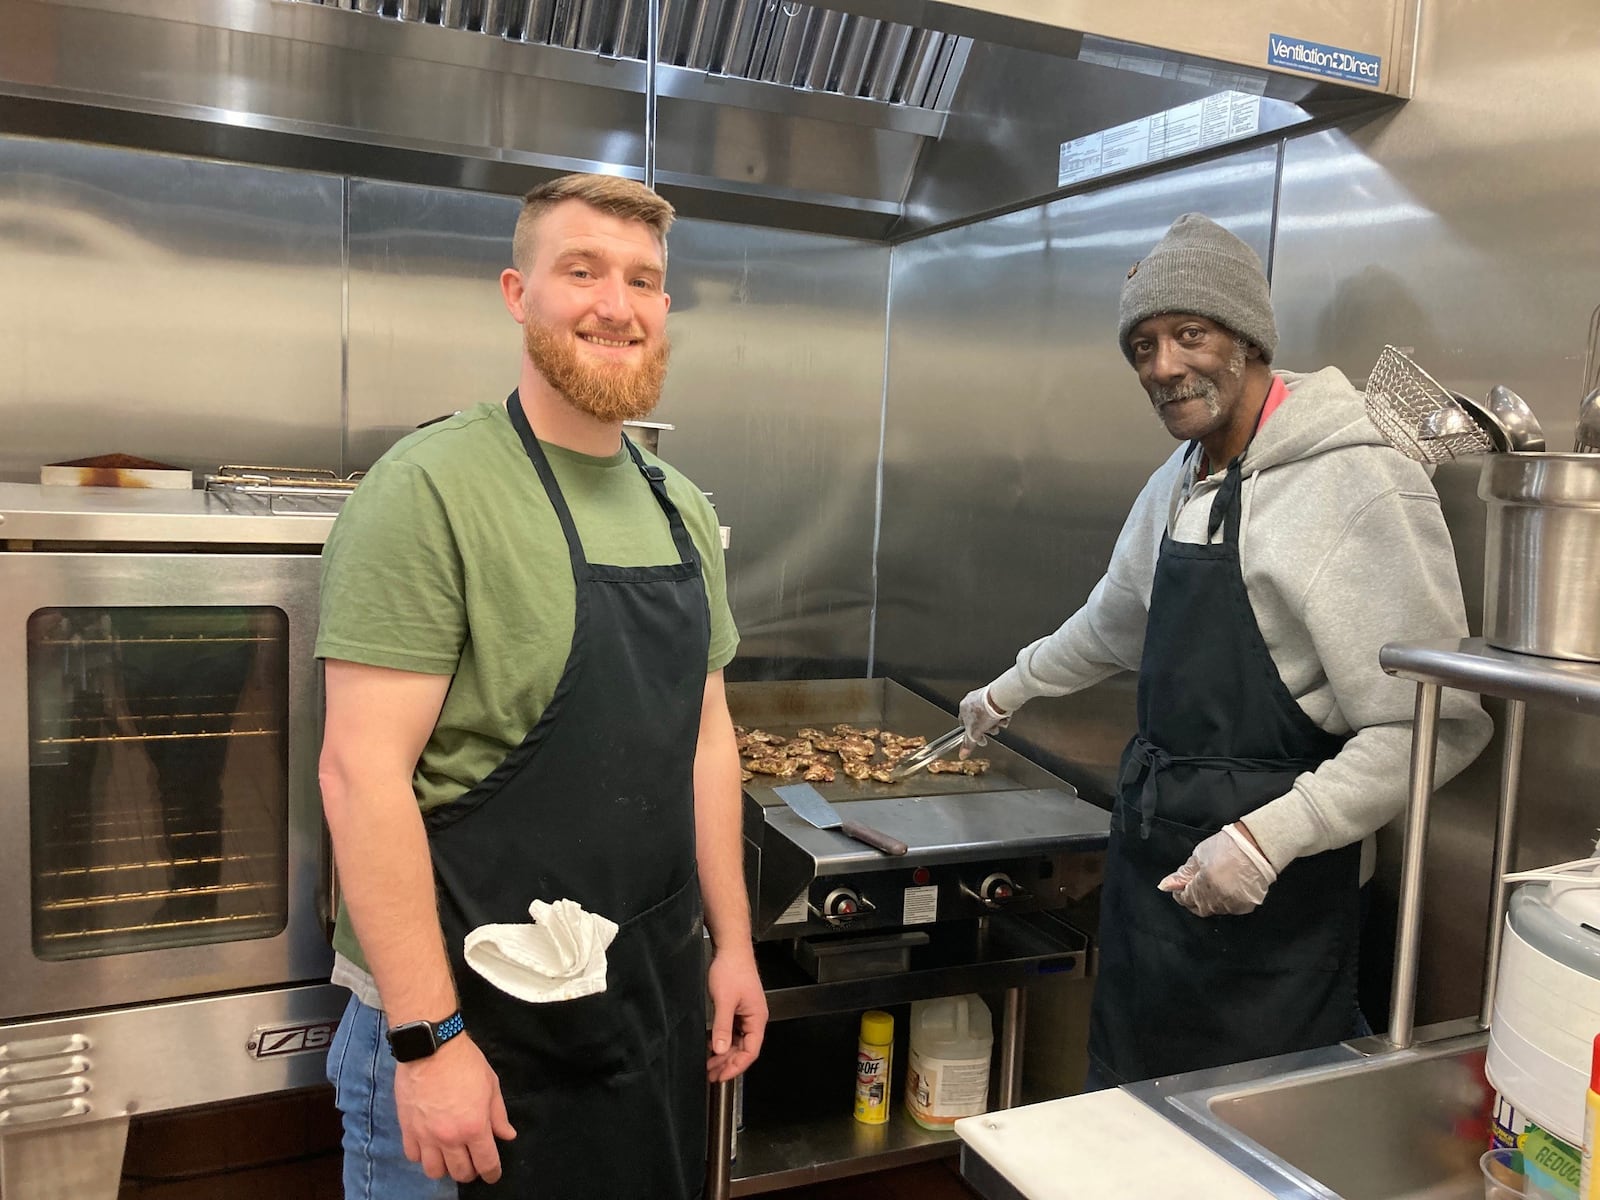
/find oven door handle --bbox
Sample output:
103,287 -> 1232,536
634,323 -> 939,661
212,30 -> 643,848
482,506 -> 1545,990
315,662 -> 340,946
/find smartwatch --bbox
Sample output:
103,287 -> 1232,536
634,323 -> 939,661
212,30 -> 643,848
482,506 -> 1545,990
385,1011 -> 465,1063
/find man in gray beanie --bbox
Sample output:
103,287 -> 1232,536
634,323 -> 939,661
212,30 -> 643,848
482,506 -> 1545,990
959,213 -> 1490,1087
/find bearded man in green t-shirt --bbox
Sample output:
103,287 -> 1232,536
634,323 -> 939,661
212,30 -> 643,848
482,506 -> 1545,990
317,173 -> 765,1200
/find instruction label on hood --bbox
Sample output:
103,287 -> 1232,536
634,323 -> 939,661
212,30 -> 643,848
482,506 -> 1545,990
1268,34 -> 1382,87
1058,91 -> 1261,188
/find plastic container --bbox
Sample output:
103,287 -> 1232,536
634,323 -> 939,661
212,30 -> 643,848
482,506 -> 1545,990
905,994 -> 993,1130
1483,1147 -> 1528,1199
854,1010 -> 893,1125
1487,874 -> 1600,1147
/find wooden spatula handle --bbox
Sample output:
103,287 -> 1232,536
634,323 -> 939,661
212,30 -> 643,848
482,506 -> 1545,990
840,820 -> 908,857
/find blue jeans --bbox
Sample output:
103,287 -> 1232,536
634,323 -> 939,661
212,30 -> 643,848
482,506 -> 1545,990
326,994 -> 458,1200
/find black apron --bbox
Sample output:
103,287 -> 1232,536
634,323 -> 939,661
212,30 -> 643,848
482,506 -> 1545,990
1087,444 -> 1361,1086
423,393 -> 710,1198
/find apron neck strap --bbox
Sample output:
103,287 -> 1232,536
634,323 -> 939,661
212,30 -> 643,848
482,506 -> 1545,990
507,391 -> 587,575
1206,455 -> 1247,544
506,392 -> 698,567
621,436 -> 698,562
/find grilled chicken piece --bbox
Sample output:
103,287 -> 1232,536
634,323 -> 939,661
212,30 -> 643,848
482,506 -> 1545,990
879,732 -> 927,749
733,725 -> 748,736
813,735 -> 845,753
867,767 -> 897,784
838,737 -> 876,761
797,727 -> 827,741
841,759 -> 871,781
928,758 -> 990,776
747,756 -> 802,778
876,745 -> 912,764
832,723 -> 865,736
803,763 -> 836,783
860,728 -> 881,740
740,769 -> 753,783
779,738 -> 815,757
737,729 -> 787,753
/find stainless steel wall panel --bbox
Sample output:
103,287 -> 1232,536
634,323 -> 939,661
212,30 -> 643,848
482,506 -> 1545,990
1269,0 -> 1600,1026
877,146 -> 1280,800
0,136 -> 344,482
659,220 -> 890,675
343,180 -> 523,470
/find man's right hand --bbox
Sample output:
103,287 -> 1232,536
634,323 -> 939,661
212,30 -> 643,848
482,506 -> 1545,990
958,687 -> 1010,755
395,1034 -> 516,1184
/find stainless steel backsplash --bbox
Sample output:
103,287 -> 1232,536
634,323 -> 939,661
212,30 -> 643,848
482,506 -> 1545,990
0,134 -> 891,679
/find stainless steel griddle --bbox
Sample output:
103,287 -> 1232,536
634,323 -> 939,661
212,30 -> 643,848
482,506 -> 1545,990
728,678 -> 1109,941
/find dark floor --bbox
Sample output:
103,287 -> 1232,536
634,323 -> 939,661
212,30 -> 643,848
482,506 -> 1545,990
115,1090 -> 980,1200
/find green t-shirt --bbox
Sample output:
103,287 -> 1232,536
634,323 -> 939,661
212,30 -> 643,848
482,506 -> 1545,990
316,401 -> 737,972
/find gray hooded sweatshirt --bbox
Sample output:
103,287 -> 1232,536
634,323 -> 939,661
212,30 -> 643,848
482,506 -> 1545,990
986,366 -> 1493,872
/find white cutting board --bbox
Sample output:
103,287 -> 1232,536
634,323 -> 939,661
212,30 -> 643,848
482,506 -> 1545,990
955,1088 -> 1276,1199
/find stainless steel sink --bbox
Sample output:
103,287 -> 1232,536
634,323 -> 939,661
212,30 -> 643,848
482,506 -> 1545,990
1126,1026 -> 1493,1199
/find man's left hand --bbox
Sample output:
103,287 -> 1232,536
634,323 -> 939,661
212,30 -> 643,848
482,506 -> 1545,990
706,949 -> 767,1083
1158,824 -> 1278,917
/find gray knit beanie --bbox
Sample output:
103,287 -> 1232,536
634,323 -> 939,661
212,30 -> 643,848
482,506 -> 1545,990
1117,214 -> 1277,365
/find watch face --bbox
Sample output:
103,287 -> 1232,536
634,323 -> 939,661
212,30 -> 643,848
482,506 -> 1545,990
387,1021 -> 437,1062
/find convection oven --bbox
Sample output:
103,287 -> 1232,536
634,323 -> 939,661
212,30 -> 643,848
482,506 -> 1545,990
0,482 -> 345,1200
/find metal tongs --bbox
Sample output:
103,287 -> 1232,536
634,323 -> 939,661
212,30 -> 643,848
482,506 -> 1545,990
888,725 -> 968,781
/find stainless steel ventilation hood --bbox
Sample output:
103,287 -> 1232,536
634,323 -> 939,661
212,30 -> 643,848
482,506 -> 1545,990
0,0 -> 1415,239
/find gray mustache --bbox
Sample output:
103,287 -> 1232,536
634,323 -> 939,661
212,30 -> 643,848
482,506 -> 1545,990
1151,379 -> 1220,407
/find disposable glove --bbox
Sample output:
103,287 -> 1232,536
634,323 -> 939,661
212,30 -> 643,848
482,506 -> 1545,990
958,687 -> 1010,754
1158,824 -> 1277,917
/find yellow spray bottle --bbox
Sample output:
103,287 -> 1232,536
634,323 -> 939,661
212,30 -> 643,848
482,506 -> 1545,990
854,1010 -> 893,1125
1581,1033 -> 1600,1199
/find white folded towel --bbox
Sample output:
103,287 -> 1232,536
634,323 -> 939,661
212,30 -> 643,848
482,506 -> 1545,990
463,898 -> 620,1004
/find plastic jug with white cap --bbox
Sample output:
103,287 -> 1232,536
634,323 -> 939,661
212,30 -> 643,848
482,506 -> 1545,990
1488,854 -> 1600,1195
905,994 -> 993,1130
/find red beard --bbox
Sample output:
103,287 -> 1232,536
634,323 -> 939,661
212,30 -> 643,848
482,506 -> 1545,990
523,316 -> 670,423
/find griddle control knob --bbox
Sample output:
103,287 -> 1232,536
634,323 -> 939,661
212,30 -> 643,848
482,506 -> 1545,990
822,887 -> 863,919
978,872 -> 1017,906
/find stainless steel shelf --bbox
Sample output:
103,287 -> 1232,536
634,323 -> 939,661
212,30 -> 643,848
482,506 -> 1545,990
729,1108 -> 958,1196
757,912 -> 1087,1022
1379,637 -> 1600,714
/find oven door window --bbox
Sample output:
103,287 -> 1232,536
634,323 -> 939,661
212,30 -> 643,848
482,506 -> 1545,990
27,607 -> 290,960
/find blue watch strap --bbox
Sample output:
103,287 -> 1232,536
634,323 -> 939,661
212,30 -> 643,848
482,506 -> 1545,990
434,1011 -> 465,1047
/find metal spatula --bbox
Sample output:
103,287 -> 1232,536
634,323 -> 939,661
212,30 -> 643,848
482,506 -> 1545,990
888,725 -> 967,780
773,783 -> 908,856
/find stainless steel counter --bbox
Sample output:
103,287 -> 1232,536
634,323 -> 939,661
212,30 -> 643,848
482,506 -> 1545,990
0,482 -> 336,544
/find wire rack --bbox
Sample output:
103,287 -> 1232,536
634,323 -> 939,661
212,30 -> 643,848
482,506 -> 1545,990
1363,345 -> 1496,463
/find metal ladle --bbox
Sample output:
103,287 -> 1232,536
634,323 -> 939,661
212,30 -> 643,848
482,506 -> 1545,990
1486,385 -> 1546,452
1453,389 -> 1546,453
